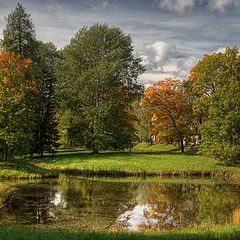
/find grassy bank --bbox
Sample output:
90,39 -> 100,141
0,183 -> 16,206
0,160 -> 58,179
0,144 -> 239,179
32,144 -> 240,178
0,226 -> 240,240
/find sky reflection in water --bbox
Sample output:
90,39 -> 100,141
0,178 -> 240,232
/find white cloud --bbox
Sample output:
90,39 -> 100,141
155,0 -> 195,14
141,41 -> 183,71
207,0 -> 240,12
139,41 -> 198,84
215,47 -> 227,53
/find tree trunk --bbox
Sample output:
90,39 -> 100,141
40,149 -> 43,158
179,139 -> 184,153
92,143 -> 99,154
92,148 -> 99,154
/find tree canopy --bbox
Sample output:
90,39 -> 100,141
1,3 -> 37,59
57,24 -> 144,152
188,48 -> 240,164
0,52 -> 35,160
1,3 -> 60,157
141,78 -> 193,152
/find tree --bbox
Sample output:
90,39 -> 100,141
140,78 -> 193,152
30,42 -> 60,156
0,52 -> 35,160
1,3 -> 60,156
0,3 -> 37,59
188,48 -> 240,164
56,24 -> 144,153
132,101 -> 152,143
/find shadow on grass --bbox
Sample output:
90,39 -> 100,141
0,159 -> 58,178
30,146 -> 200,165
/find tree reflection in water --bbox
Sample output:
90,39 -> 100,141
1,178 -> 240,232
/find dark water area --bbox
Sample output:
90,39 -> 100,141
1,177 -> 240,232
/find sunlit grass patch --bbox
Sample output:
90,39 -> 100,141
33,144 -> 240,178
0,160 -> 58,179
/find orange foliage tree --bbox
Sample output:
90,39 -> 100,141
140,78 -> 192,152
0,52 -> 36,160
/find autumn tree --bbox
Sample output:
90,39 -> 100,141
188,48 -> 240,164
141,78 -> 193,152
1,3 -> 60,156
0,52 -> 35,160
56,24 -> 144,152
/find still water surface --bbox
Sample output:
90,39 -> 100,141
1,176 -> 240,232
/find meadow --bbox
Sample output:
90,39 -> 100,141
1,144 -> 239,179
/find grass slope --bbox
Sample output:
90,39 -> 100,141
0,160 -> 58,179
0,226 -> 240,240
0,144 -> 239,179
33,144 -> 240,178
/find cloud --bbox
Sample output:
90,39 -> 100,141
175,56 -> 198,79
154,0 -> 195,13
85,0 -> 112,10
46,3 -> 66,21
141,41 -> 183,71
139,41 -> 198,84
207,0 -> 240,12
154,0 -> 240,13
215,47 -> 227,53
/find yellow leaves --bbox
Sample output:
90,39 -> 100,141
141,78 -> 192,143
1,77 -> 9,84
0,51 -> 37,104
233,208 -> 240,225
151,113 -> 158,121
0,51 -> 32,78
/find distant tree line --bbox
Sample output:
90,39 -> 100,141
0,3 -> 239,165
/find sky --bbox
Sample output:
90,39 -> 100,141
0,0 -> 240,85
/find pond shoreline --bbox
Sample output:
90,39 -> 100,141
0,167 -> 239,180
1,145 -> 240,180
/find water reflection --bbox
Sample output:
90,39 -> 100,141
0,178 -> 240,232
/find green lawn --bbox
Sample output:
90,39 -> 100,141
0,144 -> 239,179
32,144 -> 240,178
0,160 -> 58,179
0,226 -> 239,240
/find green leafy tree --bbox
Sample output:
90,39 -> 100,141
57,24 -> 144,152
132,101 -> 152,144
0,3 -> 37,59
30,42 -> 60,156
188,48 -> 240,164
1,3 -> 60,156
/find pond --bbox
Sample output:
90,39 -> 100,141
0,176 -> 240,232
